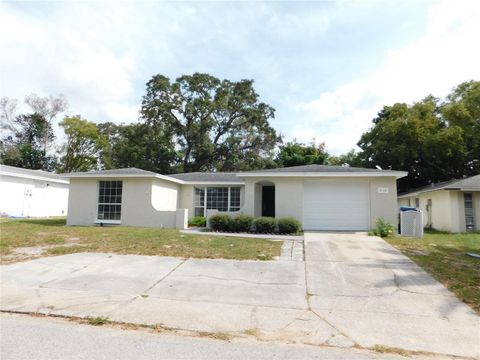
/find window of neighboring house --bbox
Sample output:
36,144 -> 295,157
415,198 -> 420,208
194,186 -> 241,216
464,193 -> 475,231
407,199 -> 411,207
97,180 -> 122,221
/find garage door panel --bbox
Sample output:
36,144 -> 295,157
303,181 -> 370,231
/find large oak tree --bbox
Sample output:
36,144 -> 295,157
140,73 -> 281,172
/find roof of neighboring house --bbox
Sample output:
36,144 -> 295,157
398,174 -> 480,198
0,164 -> 69,184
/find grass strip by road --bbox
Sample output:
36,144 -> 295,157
0,218 -> 281,263
385,230 -> 480,313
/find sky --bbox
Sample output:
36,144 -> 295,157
1,0 -> 479,155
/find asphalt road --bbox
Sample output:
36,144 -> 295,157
0,314 -> 405,360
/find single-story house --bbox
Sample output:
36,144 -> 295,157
398,175 -> 480,232
0,164 -> 69,217
62,165 -> 406,231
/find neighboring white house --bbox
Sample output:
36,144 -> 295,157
0,164 -> 69,217
398,175 -> 480,233
62,165 -> 406,231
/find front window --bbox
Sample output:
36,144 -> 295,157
97,180 -> 122,221
464,193 -> 475,231
194,186 -> 241,216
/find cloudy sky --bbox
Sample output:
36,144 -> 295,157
1,0 -> 479,154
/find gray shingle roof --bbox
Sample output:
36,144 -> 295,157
168,172 -> 242,182
0,164 -> 65,181
240,164 -> 393,173
399,174 -> 480,197
62,168 -> 159,177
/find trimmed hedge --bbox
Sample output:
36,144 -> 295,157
208,214 -> 302,234
277,217 -> 301,234
253,217 -> 276,233
188,216 -> 207,227
209,214 -> 232,232
232,214 -> 254,232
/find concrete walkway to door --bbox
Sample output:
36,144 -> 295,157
304,232 -> 480,358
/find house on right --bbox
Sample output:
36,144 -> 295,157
398,175 -> 480,232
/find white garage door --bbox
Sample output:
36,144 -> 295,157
303,180 -> 370,231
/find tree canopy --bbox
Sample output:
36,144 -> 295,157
140,73 -> 281,172
357,80 -> 480,192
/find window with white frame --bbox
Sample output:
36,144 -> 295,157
194,186 -> 241,216
97,180 -> 122,221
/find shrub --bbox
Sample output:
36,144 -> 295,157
277,217 -> 302,234
254,217 -> 276,233
209,214 -> 232,232
372,217 -> 395,237
232,214 -> 254,232
188,216 -> 206,227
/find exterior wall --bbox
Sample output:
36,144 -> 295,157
0,174 -> 69,217
242,176 -> 398,230
66,178 -> 98,225
121,178 -> 177,228
368,177 -> 398,229
66,177 -> 182,228
397,190 -> 480,232
179,184 -> 195,219
151,178 -> 180,211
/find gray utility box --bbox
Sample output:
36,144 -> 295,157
400,209 -> 424,238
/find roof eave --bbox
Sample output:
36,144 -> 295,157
1,171 -> 69,184
61,173 -> 185,184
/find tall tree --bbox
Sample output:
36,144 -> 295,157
1,113 -> 56,170
98,122 -> 177,174
276,140 -> 329,167
327,149 -> 363,167
140,73 -> 281,172
357,81 -> 480,192
24,94 -> 68,154
58,116 -> 107,172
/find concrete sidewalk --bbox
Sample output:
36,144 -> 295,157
1,253 -> 351,348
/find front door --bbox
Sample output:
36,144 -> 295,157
262,186 -> 275,217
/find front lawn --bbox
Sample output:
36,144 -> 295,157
386,231 -> 480,313
0,218 -> 282,263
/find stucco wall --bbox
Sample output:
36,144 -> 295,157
151,178 -> 180,211
0,174 -> 69,217
368,177 -> 398,228
66,178 -> 98,225
66,177 -> 182,228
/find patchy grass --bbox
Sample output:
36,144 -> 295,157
386,230 -> 480,313
0,218 -> 281,263
87,316 -> 109,326
371,344 -> 410,357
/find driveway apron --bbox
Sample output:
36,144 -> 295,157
304,232 -> 480,358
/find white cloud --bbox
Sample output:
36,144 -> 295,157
295,0 -> 480,155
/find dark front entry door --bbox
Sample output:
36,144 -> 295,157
262,186 -> 275,217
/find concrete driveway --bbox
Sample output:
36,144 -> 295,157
1,233 -> 479,358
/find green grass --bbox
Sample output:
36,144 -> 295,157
385,230 -> 480,313
0,218 -> 281,262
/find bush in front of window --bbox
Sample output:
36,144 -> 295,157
253,217 -> 276,233
231,214 -> 254,232
188,216 -> 207,227
209,214 -> 233,232
277,217 -> 302,234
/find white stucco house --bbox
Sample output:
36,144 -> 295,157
398,174 -> 480,232
62,165 -> 406,231
0,164 -> 69,217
